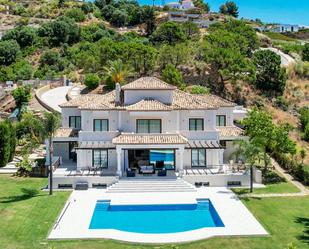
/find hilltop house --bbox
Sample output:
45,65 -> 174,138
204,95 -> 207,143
48,77 -> 254,189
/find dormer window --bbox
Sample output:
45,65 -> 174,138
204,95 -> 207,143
189,118 -> 204,131
136,119 -> 161,133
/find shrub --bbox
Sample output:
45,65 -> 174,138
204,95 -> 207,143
84,73 -> 100,89
274,96 -> 289,111
299,107 -> 309,130
16,157 -> 33,177
12,85 -> 32,107
0,121 -> 11,167
190,85 -> 210,94
65,8 -> 86,22
0,40 -> 20,66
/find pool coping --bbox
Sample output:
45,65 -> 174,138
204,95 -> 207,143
48,187 -> 268,243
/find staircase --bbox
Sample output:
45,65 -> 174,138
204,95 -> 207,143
106,178 -> 196,193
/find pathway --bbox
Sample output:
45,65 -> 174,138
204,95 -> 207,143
240,158 -> 309,198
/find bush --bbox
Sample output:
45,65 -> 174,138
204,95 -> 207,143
16,157 -> 33,177
2,26 -> 37,48
105,75 -> 115,89
12,85 -> 32,107
65,8 -> 86,22
274,96 -> 289,111
190,85 -> 210,94
0,40 -> 21,66
299,107 -> 309,130
84,73 -> 100,89
0,121 -> 11,167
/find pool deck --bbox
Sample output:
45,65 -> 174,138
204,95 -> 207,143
48,187 -> 268,243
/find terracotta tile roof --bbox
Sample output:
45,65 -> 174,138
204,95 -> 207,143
112,133 -> 188,144
126,99 -> 172,111
60,77 -> 236,111
217,126 -> 244,138
121,77 -> 177,90
196,94 -> 236,108
54,128 -> 78,138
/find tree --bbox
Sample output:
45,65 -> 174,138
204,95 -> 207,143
0,121 -> 11,167
304,123 -> 309,141
233,140 -> 263,192
151,21 -> 186,45
12,85 -> 32,108
2,26 -> 37,48
193,0 -> 210,13
253,50 -> 287,94
219,1 -> 239,18
162,64 -> 185,88
299,107 -> 309,130
12,60 -> 33,80
65,8 -> 86,22
38,16 -> 80,47
158,43 -> 192,68
0,40 -> 20,66
303,43 -> 309,61
43,112 -> 61,195
6,120 -> 16,162
110,9 -> 127,27
104,59 -> 131,88
202,29 -> 255,91
142,6 -> 156,36
242,109 -> 274,173
84,73 -> 100,89
181,21 -> 200,40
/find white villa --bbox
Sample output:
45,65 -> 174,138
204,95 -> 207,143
49,77 -> 256,189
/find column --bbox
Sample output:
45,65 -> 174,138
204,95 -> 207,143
178,146 -> 184,177
45,139 -> 50,166
219,149 -> 224,171
116,147 -> 122,176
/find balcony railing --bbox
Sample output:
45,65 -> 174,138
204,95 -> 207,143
78,130 -> 120,141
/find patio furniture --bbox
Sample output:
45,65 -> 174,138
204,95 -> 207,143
75,181 -> 88,190
157,168 -> 167,176
126,169 -> 136,177
88,166 -> 98,175
155,160 -> 164,170
139,165 -> 155,174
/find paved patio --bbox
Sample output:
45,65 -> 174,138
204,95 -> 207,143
48,187 -> 268,243
41,86 -> 72,112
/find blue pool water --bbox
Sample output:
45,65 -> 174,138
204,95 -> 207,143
89,199 -> 224,233
87,0 -> 309,26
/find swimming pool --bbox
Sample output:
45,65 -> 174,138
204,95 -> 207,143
89,199 -> 224,233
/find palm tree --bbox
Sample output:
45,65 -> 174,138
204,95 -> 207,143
43,112 -> 61,195
103,59 -> 131,86
232,140 -> 263,192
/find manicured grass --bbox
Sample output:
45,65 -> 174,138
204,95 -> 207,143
0,175 -> 308,249
232,181 -> 300,195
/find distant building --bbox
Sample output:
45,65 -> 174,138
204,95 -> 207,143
166,0 -> 195,10
255,24 -> 299,33
168,11 -> 217,28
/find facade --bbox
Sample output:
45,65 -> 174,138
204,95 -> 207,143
49,77 -> 250,188
255,24 -> 300,33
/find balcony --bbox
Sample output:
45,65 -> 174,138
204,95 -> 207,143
180,130 -> 219,140
78,130 -> 120,142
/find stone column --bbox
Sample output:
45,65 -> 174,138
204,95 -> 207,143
116,147 -> 122,176
178,146 -> 184,177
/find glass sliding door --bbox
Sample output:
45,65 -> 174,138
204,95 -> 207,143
191,149 -> 206,167
150,149 -> 175,170
93,149 -> 108,168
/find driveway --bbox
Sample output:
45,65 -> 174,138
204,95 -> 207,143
41,86 -> 72,112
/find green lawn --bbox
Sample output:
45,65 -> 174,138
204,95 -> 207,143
0,175 -> 308,249
232,181 -> 300,195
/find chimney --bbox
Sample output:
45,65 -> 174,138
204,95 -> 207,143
115,83 -> 121,104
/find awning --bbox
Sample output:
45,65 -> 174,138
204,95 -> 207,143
76,141 -> 116,150
186,140 -> 222,149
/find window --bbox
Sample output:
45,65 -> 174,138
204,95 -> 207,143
93,149 -> 108,168
69,116 -> 81,129
189,118 -> 204,131
136,119 -> 161,133
93,119 -> 109,131
191,149 -> 206,167
216,115 -> 226,126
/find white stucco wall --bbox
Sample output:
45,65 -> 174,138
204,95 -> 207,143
53,142 -> 70,161
61,108 -> 81,128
